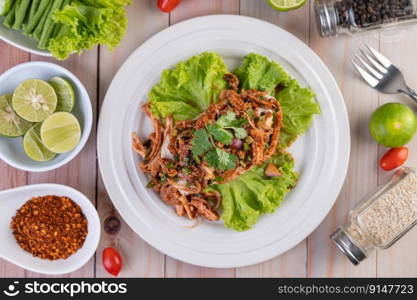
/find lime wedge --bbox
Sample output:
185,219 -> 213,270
48,77 -> 75,112
13,79 -> 57,122
267,0 -> 307,11
23,123 -> 56,162
0,94 -> 32,137
40,112 -> 81,153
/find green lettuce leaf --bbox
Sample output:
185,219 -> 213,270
278,80 -> 321,148
207,151 -> 298,231
145,52 -> 319,231
148,52 -> 228,121
234,53 -> 290,92
234,53 -> 320,148
48,0 -> 130,60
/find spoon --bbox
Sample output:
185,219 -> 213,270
0,184 -> 100,275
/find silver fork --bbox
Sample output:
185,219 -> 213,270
352,45 -> 417,102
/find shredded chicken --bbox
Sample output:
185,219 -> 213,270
224,73 -> 239,91
133,74 -> 283,223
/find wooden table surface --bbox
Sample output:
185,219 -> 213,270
1,0 -> 417,278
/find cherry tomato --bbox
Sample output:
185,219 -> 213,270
102,247 -> 123,276
158,0 -> 180,13
379,147 -> 409,171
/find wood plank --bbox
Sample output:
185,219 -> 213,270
0,42 -> 29,277
170,0 -> 239,22
307,5 -> 379,277
377,27 -> 417,277
236,0 -> 310,278
240,0 -> 310,42
25,49 -> 98,278
165,0 -> 239,278
96,0 -> 168,278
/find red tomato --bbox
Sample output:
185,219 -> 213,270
102,247 -> 123,276
379,147 -> 409,171
158,0 -> 180,13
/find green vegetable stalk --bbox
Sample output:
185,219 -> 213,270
24,0 -> 51,34
3,0 -> 16,28
38,0 -> 63,49
13,0 -> 31,30
0,0 -> 13,16
28,0 -> 41,20
33,0 -> 52,40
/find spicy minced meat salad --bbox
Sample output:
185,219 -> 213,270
132,52 -> 320,231
133,74 -> 283,221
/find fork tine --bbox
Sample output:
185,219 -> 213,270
354,54 -> 383,80
352,60 -> 379,87
365,44 -> 392,68
360,49 -> 387,74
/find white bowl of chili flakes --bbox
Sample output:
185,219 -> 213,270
0,184 -> 100,275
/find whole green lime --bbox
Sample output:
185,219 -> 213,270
369,103 -> 417,147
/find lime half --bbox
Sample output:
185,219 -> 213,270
13,79 -> 57,122
267,0 -> 307,11
48,77 -> 75,112
40,112 -> 81,153
24,123 -> 56,162
0,94 -> 32,137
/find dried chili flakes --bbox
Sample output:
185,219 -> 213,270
11,195 -> 88,260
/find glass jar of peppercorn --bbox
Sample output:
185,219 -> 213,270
315,0 -> 417,37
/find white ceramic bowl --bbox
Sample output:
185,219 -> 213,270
0,22 -> 51,56
0,62 -> 93,172
0,184 -> 100,275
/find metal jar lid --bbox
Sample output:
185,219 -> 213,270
330,228 -> 367,265
314,0 -> 339,37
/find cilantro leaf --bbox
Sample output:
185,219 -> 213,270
214,111 -> 248,140
205,148 -> 237,171
232,127 -> 247,139
207,124 -> 233,145
216,111 -> 236,127
191,129 -> 212,158
229,118 -> 248,127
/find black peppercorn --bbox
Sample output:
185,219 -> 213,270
104,215 -> 121,235
335,0 -> 414,28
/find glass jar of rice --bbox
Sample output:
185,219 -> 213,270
331,167 -> 417,265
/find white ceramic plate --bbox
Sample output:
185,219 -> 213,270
0,21 -> 51,56
98,15 -> 350,268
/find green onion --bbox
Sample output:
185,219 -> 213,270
214,176 -> 224,182
247,109 -> 255,118
146,180 -> 155,188
245,136 -> 254,144
160,175 -> 167,183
